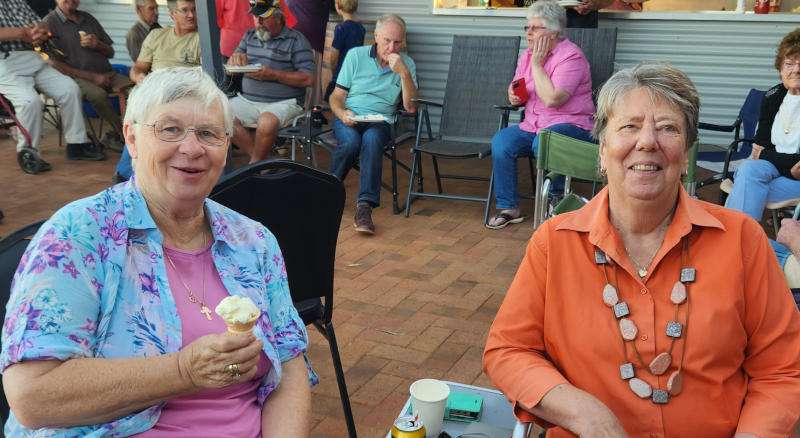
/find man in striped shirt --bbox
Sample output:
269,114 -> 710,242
226,0 -> 314,163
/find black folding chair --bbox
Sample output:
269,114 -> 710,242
0,220 -> 46,425
209,160 -> 356,438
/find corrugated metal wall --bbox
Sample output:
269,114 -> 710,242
84,0 -> 800,145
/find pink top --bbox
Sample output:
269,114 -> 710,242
216,0 -> 255,57
135,244 -> 269,438
514,37 -> 595,134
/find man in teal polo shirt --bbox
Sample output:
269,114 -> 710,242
329,13 -> 418,235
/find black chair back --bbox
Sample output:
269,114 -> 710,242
564,27 -> 618,92
0,220 -> 45,425
438,35 -> 520,144
210,160 -> 345,324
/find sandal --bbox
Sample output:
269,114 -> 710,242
486,211 -> 525,229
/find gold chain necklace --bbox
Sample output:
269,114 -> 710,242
164,233 -> 213,321
595,236 -> 694,405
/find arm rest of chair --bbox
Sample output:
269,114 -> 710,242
494,104 -> 523,112
411,98 -> 443,108
699,121 -> 737,133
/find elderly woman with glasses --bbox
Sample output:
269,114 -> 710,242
725,29 -> 800,221
484,62 -> 800,437
1,67 -> 314,437
487,0 -> 596,229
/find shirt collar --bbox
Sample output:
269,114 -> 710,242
555,185 -> 725,277
55,7 -> 83,24
120,178 -> 236,249
369,43 -> 377,58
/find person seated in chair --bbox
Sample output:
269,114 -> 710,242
44,0 -> 134,152
114,0 -> 200,182
487,0 -> 595,229
329,13 -> 417,235
0,0 -> 103,171
1,67 -> 314,437
725,29 -> 800,221
126,0 -> 161,65
227,0 -> 314,163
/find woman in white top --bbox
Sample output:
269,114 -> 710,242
726,29 -> 800,220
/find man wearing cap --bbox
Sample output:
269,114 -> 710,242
227,0 -> 315,163
329,13 -> 417,235
0,0 -> 103,171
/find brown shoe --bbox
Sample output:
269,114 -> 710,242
353,203 -> 375,235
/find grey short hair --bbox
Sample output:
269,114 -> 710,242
375,14 -> 407,35
124,67 -> 233,136
526,0 -> 566,35
167,0 -> 193,12
593,62 -> 700,148
133,0 -> 156,11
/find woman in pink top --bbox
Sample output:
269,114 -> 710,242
487,0 -> 596,229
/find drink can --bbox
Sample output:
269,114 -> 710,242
755,0 -> 770,13
391,415 -> 426,438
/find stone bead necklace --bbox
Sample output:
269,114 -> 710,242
595,237 -> 694,405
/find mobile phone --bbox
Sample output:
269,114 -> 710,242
793,203 -> 800,221
511,78 -> 528,104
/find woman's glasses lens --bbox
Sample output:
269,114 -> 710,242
153,121 -> 227,147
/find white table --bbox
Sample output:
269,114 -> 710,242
386,381 -> 518,438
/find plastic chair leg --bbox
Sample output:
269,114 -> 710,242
324,322 -> 358,438
405,151 -> 420,218
484,171 -> 494,226
432,156 -> 443,194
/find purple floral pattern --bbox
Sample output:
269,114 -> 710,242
1,180 -> 315,436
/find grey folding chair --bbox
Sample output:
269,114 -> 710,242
404,35 -> 520,223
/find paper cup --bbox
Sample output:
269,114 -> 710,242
409,379 -> 450,437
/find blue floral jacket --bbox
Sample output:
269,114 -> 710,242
1,180 -> 316,437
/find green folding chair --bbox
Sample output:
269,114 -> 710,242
533,130 -> 603,228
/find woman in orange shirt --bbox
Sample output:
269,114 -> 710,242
483,62 -> 800,438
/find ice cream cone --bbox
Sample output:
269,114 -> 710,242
215,295 -> 261,334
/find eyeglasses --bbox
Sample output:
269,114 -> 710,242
523,25 -> 548,33
143,120 -> 229,147
782,60 -> 800,71
174,7 -> 195,15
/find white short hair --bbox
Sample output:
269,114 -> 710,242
375,14 -> 407,35
124,67 -> 233,135
527,0 -> 566,35
132,0 -> 156,13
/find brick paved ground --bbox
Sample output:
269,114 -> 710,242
0,123 -> 724,437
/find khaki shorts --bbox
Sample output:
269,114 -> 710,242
230,95 -> 304,129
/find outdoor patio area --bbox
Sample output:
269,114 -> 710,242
0,123 -> 542,437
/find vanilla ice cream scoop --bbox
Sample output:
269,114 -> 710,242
215,296 -> 261,333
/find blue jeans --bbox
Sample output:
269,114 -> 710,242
491,123 -> 594,210
724,159 -> 800,221
770,239 -> 791,268
330,119 -> 392,207
116,145 -> 133,179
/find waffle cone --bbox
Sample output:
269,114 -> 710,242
225,318 -> 258,333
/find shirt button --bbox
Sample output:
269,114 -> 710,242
641,334 -> 648,341
640,288 -> 648,295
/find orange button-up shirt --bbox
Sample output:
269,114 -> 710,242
483,186 -> 800,438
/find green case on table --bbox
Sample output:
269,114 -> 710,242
444,391 -> 482,422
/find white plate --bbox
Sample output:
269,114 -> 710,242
350,114 -> 386,122
557,0 -> 582,6
223,64 -> 262,73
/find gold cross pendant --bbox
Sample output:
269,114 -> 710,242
200,305 -> 213,320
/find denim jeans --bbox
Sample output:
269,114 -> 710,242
770,239 -> 791,268
491,123 -> 594,210
330,119 -> 392,207
116,145 -> 133,180
724,159 -> 800,221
